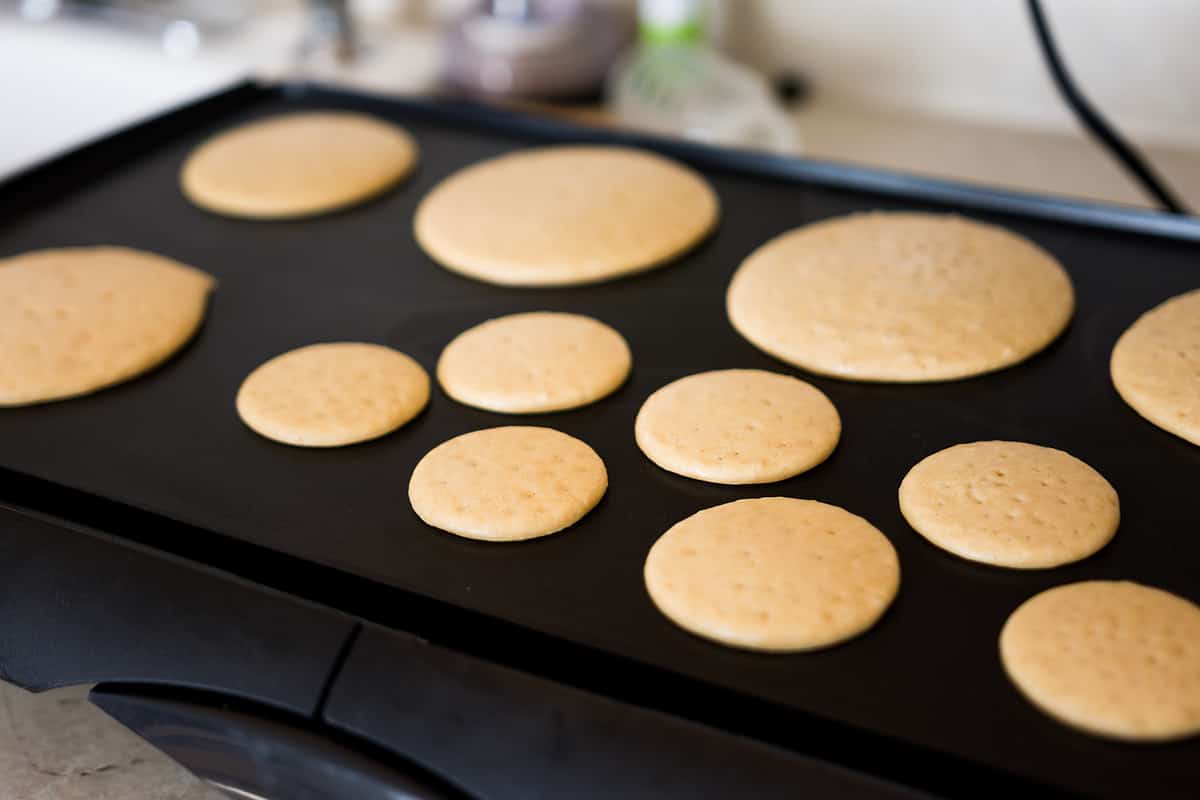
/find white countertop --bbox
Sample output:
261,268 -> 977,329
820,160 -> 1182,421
0,682 -> 221,799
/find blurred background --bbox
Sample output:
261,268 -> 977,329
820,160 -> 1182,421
1,0 -> 1198,209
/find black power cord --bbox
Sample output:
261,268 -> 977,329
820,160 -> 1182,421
1027,0 -> 1189,215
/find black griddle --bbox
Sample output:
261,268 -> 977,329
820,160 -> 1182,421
1,82 -> 1198,799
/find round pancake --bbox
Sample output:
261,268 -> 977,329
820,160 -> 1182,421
237,342 -> 429,447
181,111 -> 417,219
1110,288 -> 1200,446
899,441 -> 1119,568
644,497 -> 900,652
635,369 -> 840,484
414,145 -> 719,286
408,426 -> 607,541
726,212 -> 1075,382
1000,581 -> 1200,742
437,312 -> 631,413
0,246 -> 214,406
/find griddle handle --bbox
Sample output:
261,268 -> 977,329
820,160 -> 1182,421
90,684 -> 465,800
320,625 -> 934,800
0,506 -> 354,717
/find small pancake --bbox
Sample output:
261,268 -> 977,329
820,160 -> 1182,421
181,111 -> 417,219
899,441 -> 1119,568
414,145 -> 718,286
644,498 -> 900,652
236,343 -> 429,447
1000,581 -> 1200,742
635,369 -> 840,484
408,426 -> 607,541
437,312 -> 631,413
1110,288 -> 1200,446
726,212 -> 1075,382
0,246 -> 214,406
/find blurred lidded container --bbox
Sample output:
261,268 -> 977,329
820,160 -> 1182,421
444,0 -> 633,99
443,0 -> 797,153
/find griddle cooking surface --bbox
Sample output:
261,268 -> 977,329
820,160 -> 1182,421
1,85 -> 1198,797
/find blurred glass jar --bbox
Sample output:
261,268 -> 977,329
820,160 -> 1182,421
609,0 -> 799,153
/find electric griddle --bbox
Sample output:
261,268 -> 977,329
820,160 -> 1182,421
0,82 -> 1197,799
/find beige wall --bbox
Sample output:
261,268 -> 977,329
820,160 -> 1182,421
721,0 -> 1199,148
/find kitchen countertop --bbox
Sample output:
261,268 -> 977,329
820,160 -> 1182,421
2,11 -> 1198,800
793,100 -> 1200,211
0,682 -> 219,799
